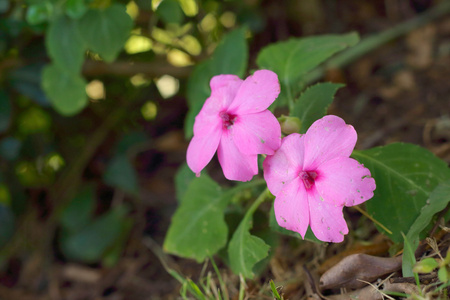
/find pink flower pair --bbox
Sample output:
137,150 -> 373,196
186,70 -> 376,242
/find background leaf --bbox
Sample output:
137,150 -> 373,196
256,33 -> 359,107
185,27 -> 248,138
352,143 -> 450,243
0,204 -> 15,248
60,186 -> 95,233
0,90 -> 11,133
41,64 -> 87,115
103,155 -> 139,196
164,175 -> 228,262
76,4 -> 133,62
292,82 -> 344,133
402,180 -> 450,277
46,15 -> 85,73
60,205 -> 128,263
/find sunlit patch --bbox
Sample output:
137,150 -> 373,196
141,101 -> 158,120
152,0 -> 163,10
199,13 -> 217,32
125,35 -> 153,54
86,80 -> 105,101
87,51 -> 102,61
126,1 -> 139,19
180,35 -> 201,55
167,49 -> 192,66
178,0 -> 198,17
130,74 -> 151,87
46,153 -> 65,171
220,11 -> 236,28
156,75 -> 179,98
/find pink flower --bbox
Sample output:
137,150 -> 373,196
263,115 -> 376,242
187,70 -> 281,181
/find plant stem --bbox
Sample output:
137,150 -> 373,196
354,205 -> 393,235
303,0 -> 450,85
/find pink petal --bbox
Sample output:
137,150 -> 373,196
263,133 -> 305,196
274,178 -> 309,239
200,75 -> 243,116
232,110 -> 281,156
315,157 -> 376,207
303,115 -> 357,170
228,70 -> 280,115
308,188 -> 349,243
217,131 -> 258,181
186,117 -> 222,176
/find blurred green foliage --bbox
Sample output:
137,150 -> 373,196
0,0 -> 267,266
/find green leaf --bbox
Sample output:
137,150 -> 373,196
103,155 -> 139,196
0,90 -> 11,133
228,212 -> 270,278
65,0 -> 88,19
156,0 -> 184,24
26,3 -> 53,25
0,204 -> 15,248
60,186 -> 95,233
41,64 -> 88,115
413,257 -> 439,274
61,205 -> 128,263
256,32 -> 359,107
352,143 -> 450,243
164,175 -> 228,262
174,163 -> 196,202
76,4 -> 133,62
438,266 -> 449,283
292,82 -> 344,133
185,27 -> 248,138
402,180 -> 450,276
46,15 -> 86,73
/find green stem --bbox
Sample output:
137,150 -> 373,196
242,188 -> 270,224
303,0 -> 450,85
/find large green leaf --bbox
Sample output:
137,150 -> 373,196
41,64 -> 87,115
402,180 -> 450,277
76,4 -> 133,62
46,15 -> 85,73
228,205 -> 270,278
164,175 -> 228,262
292,82 -> 344,133
185,27 -> 248,138
0,90 -> 11,133
352,143 -> 450,243
174,163 -> 196,202
256,33 -> 359,107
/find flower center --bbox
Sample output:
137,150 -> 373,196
219,111 -> 237,129
300,170 -> 318,189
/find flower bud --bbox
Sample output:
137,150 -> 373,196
279,115 -> 302,135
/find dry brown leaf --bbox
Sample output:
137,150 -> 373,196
320,254 -> 402,290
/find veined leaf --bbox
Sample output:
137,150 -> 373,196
164,175 -> 228,262
257,33 -> 359,107
402,180 -> 450,277
174,163 -> 196,202
352,143 -> 450,243
292,82 -> 344,133
77,4 -> 133,62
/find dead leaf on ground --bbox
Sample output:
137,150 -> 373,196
320,254 -> 402,290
